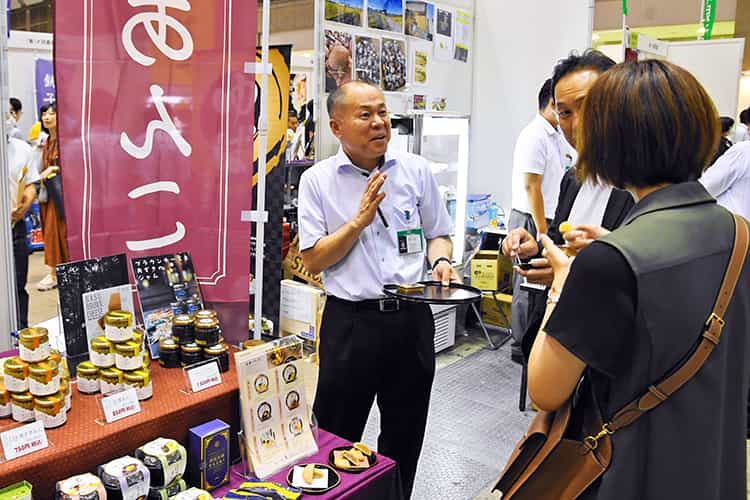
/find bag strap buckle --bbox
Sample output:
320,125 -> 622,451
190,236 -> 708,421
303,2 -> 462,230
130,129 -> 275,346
583,423 -> 614,452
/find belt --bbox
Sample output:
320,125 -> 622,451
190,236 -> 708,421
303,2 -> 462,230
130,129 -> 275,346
327,295 -> 401,313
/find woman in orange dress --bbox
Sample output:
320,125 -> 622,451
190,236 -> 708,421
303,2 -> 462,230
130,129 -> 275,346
37,102 -> 69,290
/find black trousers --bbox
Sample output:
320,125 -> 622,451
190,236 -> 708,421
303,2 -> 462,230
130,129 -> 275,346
313,297 -> 435,499
12,221 -> 29,329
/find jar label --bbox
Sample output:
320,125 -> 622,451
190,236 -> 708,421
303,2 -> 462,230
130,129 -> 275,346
78,377 -> 100,394
4,375 -> 28,393
115,352 -> 143,371
105,324 -> 134,342
35,407 -> 67,428
0,403 -> 11,418
11,404 -> 35,423
90,351 -> 114,368
19,342 -> 50,363
135,382 -> 153,402
29,373 -> 60,396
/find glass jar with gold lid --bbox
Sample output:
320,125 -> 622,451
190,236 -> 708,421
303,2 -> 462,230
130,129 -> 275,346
159,338 -> 181,368
180,343 -> 202,367
194,318 -> 221,347
203,343 -> 229,373
104,310 -> 134,342
76,361 -> 100,394
10,391 -> 34,422
19,327 -> 50,363
124,368 -> 152,401
99,367 -> 124,396
172,314 -> 195,345
90,336 -> 115,368
3,357 -> 29,393
0,378 -> 10,417
34,392 -> 66,428
193,309 -> 218,321
114,340 -> 144,371
28,359 -> 60,397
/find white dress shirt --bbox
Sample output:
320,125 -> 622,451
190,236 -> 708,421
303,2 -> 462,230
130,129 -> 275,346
511,114 -> 566,219
567,179 -> 612,226
298,148 -> 453,301
7,137 -> 40,213
734,123 -> 750,144
700,141 -> 750,221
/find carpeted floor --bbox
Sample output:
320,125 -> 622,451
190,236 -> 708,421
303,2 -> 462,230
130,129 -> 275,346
361,339 -> 534,500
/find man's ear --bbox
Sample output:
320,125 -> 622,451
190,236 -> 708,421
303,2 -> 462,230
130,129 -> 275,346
329,117 -> 342,139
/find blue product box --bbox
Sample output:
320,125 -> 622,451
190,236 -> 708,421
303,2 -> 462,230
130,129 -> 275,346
189,419 -> 230,491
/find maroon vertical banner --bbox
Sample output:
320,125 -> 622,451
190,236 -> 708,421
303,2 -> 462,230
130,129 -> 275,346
54,1 -> 256,307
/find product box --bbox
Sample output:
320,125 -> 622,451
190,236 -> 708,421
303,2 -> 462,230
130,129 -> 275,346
481,293 -> 512,328
279,280 -> 325,344
189,419 -> 230,491
0,481 -> 32,500
471,251 -> 500,290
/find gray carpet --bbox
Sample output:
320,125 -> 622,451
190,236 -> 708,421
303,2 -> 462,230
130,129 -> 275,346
361,342 -> 534,500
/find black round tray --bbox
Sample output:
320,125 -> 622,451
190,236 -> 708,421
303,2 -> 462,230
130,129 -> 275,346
328,446 -> 378,474
383,281 -> 483,304
286,463 -> 341,495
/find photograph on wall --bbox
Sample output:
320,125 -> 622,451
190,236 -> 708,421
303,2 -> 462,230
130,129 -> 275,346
381,38 -> 407,91
355,35 -> 381,86
434,8 -> 454,60
324,29 -> 354,92
132,252 -> 204,357
413,94 -> 426,110
431,96 -> 447,111
454,9 -> 472,62
413,49 -> 428,85
368,0 -> 404,33
405,1 -> 434,41
436,8 -> 452,37
325,0 -> 364,27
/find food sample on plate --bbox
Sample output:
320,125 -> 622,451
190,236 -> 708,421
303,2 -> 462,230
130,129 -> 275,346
397,283 -> 425,294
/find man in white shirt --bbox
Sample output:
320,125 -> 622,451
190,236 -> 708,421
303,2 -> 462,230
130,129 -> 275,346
700,141 -> 750,221
6,98 -> 24,141
7,135 -> 40,329
508,79 -> 566,356
734,108 -> 750,144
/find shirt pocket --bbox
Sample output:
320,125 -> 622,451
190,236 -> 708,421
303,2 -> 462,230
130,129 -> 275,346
391,203 -> 421,231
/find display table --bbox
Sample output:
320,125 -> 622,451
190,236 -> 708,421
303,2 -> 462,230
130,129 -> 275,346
213,429 -> 403,500
0,355 -> 241,498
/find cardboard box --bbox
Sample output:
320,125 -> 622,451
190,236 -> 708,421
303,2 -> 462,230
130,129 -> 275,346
481,293 -> 512,328
471,251 -> 513,292
189,419 -> 230,491
280,280 -> 325,344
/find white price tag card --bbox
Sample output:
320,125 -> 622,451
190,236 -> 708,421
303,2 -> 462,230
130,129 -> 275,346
1,421 -> 48,461
187,360 -> 222,392
101,388 -> 141,423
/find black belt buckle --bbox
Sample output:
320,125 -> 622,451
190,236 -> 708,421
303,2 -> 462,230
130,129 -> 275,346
379,298 -> 400,313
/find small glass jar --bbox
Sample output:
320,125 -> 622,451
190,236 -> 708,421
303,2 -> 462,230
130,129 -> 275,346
0,378 -> 11,417
34,392 -> 67,428
135,438 -> 187,489
148,478 -> 187,500
90,336 -> 115,368
194,318 -> 221,347
203,343 -> 229,373
3,357 -> 29,393
28,359 -> 60,397
56,473 -> 106,500
10,391 -> 34,422
76,361 -> 100,394
114,340 -> 144,371
159,338 -> 181,368
99,367 -> 124,396
193,309 -> 218,322
180,343 -> 202,367
104,310 -> 134,342
172,314 -> 195,345
99,456 -> 150,500
19,327 -> 50,363
124,368 -> 153,401
60,376 -> 71,412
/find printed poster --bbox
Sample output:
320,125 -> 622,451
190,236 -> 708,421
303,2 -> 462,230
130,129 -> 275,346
454,9 -> 472,62
434,8 -> 454,61
355,35 -> 381,86
405,1 -> 434,41
325,0 -> 364,27
381,38 -> 407,92
324,29 -> 354,92
367,0 -> 404,33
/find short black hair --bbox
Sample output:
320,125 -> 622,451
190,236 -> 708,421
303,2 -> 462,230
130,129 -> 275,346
720,116 -> 735,134
537,79 -> 553,111
327,81 -> 381,116
551,49 -> 616,102
9,97 -> 21,113
741,108 -> 750,125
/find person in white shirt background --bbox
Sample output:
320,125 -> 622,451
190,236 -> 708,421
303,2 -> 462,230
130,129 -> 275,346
6,98 -> 24,141
507,78 -> 566,360
700,140 -> 750,222
733,108 -> 750,144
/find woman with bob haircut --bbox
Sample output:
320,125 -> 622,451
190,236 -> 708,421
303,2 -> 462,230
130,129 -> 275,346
527,59 -> 750,498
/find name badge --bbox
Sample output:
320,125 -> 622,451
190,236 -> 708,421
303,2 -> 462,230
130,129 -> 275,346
398,229 -> 424,254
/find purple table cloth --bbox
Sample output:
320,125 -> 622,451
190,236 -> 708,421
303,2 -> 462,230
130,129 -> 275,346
213,429 -> 403,499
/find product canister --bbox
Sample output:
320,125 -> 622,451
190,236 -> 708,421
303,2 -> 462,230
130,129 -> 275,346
99,367 -> 124,396
171,314 -> 195,345
10,391 -> 34,422
135,438 -> 187,488
148,478 -> 187,500
34,392 -> 66,428
114,340 -> 145,371
0,378 -> 11,417
203,344 -> 229,373
90,336 -> 115,368
193,310 -> 217,322
28,359 -> 60,397
158,338 -> 181,368
188,419 -> 230,491
98,456 -> 151,500
3,357 -> 29,393
56,472 -> 106,500
76,361 -> 100,394
61,375 -> 71,412
180,343 -> 202,367
104,310 -> 134,343
123,368 -> 153,401
194,318 -> 220,347
18,327 -> 50,363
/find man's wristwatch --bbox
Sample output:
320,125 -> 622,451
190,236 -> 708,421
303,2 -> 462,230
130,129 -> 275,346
431,256 -> 452,270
